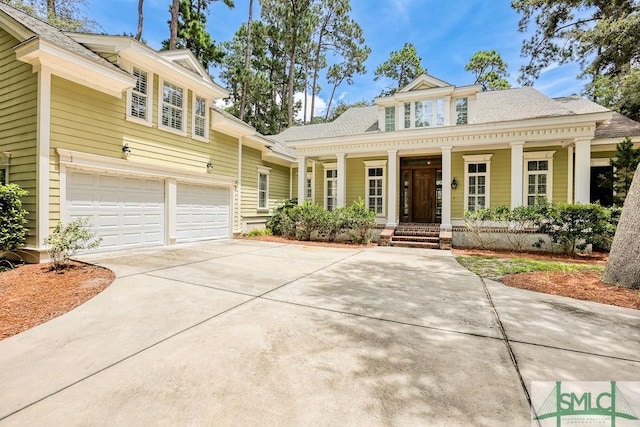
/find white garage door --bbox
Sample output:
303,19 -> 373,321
66,170 -> 165,251
176,183 -> 230,243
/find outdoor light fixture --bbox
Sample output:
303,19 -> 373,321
122,143 -> 131,159
451,177 -> 458,189
206,161 -> 213,171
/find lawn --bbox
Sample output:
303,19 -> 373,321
456,255 -> 605,280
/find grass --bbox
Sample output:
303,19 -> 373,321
456,255 -> 605,279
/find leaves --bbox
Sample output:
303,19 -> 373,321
465,50 -> 511,91
373,42 -> 425,95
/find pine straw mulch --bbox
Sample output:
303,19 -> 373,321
0,261 -> 115,340
453,248 -> 639,310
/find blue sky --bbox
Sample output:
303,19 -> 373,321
84,0 -> 586,116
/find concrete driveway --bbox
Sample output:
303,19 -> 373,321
0,240 -> 638,426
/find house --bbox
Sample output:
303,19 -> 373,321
0,3 -> 293,262
271,74 -> 640,247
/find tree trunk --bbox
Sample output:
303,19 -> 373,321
135,0 -> 144,41
239,0 -> 253,121
309,30 -> 324,124
325,82 -> 339,121
602,163 -> 640,289
169,0 -> 179,50
47,0 -> 56,21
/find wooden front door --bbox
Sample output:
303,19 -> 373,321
411,169 -> 436,223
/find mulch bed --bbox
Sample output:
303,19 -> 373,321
0,261 -> 114,340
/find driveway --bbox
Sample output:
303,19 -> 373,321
0,240 -> 638,426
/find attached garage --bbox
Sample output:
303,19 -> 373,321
65,169 -> 165,251
176,183 -> 231,243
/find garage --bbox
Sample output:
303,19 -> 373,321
176,183 -> 231,243
65,170 -> 165,251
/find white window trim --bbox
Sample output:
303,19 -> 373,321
323,163 -> 338,211
364,160 -> 387,217
125,64 -> 154,126
306,171 -> 314,202
257,166 -> 271,211
192,95 -> 210,142
158,78 -> 188,136
523,151 -> 555,205
463,154 -> 492,212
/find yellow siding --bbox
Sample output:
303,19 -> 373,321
241,146 -> 290,218
451,152 -> 466,219
49,75 -> 240,226
314,164 -> 324,205
345,157 -> 365,204
0,28 -> 38,246
489,150 -> 511,208
592,150 -> 616,159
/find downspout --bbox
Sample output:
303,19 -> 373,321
237,136 -> 243,234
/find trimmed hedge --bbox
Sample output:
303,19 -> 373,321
0,184 -> 29,254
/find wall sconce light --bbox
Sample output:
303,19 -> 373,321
206,161 -> 213,171
451,177 -> 458,189
122,143 -> 131,159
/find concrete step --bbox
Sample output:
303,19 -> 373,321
390,241 -> 441,249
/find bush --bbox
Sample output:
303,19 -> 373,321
0,184 -> 29,254
342,199 -> 376,244
462,208 -> 494,249
44,217 -> 102,269
292,202 -> 331,241
505,205 -> 543,251
245,228 -> 272,237
266,198 -> 297,236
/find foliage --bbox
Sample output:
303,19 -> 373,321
245,228 -> 273,237
465,50 -> 511,91
162,0 -> 233,70
373,42 -> 425,95
532,202 -> 612,255
1,0 -> 97,31
610,137 -> 640,204
512,0 -> 640,120
44,217 -> 101,270
0,184 -> 29,254
266,199 -> 376,244
325,99 -> 371,122
462,208 -> 494,249
457,255 -> 604,280
504,205 -> 544,251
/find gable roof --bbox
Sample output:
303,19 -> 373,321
400,74 -> 452,92
0,3 -> 124,75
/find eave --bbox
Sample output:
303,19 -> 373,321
14,37 -> 135,98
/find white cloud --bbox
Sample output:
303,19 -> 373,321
338,92 -> 348,101
294,92 -> 327,122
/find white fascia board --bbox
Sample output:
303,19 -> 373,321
14,38 -> 135,97
262,150 -> 296,166
211,110 -> 255,138
244,134 -> 274,148
0,11 -> 34,40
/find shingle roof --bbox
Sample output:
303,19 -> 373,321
552,94 -> 611,115
594,112 -> 640,139
0,3 -> 122,74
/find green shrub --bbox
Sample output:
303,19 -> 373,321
293,202 -> 331,241
0,184 -> 29,254
44,217 -> 102,269
245,228 -> 273,237
462,208 -> 494,249
266,198 -> 297,236
342,199 -> 376,244
505,205 -> 544,251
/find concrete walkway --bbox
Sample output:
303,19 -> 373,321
0,240 -> 638,426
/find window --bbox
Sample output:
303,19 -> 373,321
385,107 -> 395,131
193,96 -> 208,140
524,152 -> 554,205
365,161 -> 386,216
0,168 -> 6,185
325,169 -> 338,211
404,102 -> 411,129
0,153 -> 9,185
464,154 -> 492,212
456,98 -> 468,125
436,98 -> 445,126
415,100 -> 432,127
161,81 -> 185,131
306,172 -> 314,202
127,67 -> 152,123
257,166 -> 271,210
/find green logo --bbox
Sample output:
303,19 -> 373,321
532,381 -> 639,427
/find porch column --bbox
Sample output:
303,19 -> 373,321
574,138 -> 591,204
510,141 -> 524,208
297,156 -> 306,205
441,146 -> 452,230
336,153 -> 346,207
387,150 -> 398,226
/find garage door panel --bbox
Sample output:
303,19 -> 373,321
176,183 -> 230,243
66,170 -> 165,252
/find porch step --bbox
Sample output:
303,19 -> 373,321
390,241 -> 441,249
389,223 -> 446,249
391,235 -> 440,243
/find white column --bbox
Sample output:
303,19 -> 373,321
574,139 -> 591,204
166,179 -> 177,244
441,146 -> 452,230
387,150 -> 398,227
510,142 -> 524,208
336,153 -> 346,207
297,156 -> 306,205
567,146 -> 574,203
36,67 -> 51,249
237,137 -> 243,233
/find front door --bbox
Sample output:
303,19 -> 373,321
400,158 -> 442,224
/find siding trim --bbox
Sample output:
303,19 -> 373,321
36,67 -> 51,248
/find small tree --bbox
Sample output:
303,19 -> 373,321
462,208 -> 494,249
0,184 -> 29,255
44,217 -> 101,270
611,137 -> 640,205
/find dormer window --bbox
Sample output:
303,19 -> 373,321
384,107 -> 395,131
415,100 -> 433,127
161,80 -> 185,132
193,96 -> 208,141
456,98 -> 468,125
